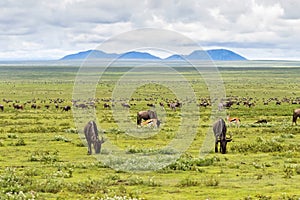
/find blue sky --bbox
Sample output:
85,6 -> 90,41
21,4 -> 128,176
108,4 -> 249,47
1,0 -> 300,60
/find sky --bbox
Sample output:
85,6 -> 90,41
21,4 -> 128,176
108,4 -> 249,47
1,0 -> 300,61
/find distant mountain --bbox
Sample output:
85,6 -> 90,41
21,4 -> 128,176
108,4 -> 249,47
60,50 -> 118,60
60,49 -> 247,61
206,49 -> 247,61
118,51 -> 160,60
165,49 -> 247,61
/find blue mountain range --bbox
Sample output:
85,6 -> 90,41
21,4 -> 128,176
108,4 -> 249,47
60,49 -> 247,61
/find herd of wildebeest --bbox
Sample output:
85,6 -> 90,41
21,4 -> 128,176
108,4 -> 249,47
1,95 -> 300,155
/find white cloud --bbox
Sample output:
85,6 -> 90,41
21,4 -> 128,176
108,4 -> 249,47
0,0 -> 300,60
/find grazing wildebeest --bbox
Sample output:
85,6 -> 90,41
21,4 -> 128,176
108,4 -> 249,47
13,104 -> 23,110
103,103 -> 110,109
213,118 -> 232,154
84,121 -> 105,155
168,102 -> 181,111
121,103 -> 130,108
255,119 -> 268,124
0,104 -> 3,111
292,108 -> 300,125
62,105 -> 71,111
137,110 -> 160,127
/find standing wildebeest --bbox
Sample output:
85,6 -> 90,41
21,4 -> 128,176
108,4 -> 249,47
137,110 -> 160,128
0,104 -> 3,111
84,121 -> 105,154
292,108 -> 300,125
213,118 -> 232,154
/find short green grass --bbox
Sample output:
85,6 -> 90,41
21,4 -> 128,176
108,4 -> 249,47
0,61 -> 300,199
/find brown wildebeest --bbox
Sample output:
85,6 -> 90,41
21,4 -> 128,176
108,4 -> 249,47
292,108 -> 300,125
84,121 -> 105,155
137,110 -> 160,128
213,118 -> 232,154
0,104 -> 3,111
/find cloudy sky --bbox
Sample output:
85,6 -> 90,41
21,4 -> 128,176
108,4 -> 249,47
1,0 -> 300,60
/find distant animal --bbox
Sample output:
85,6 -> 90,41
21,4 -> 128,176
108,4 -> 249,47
137,110 -> 160,127
62,105 -> 71,111
103,103 -> 110,109
84,121 -> 105,155
213,118 -> 232,154
218,102 -> 224,111
255,119 -> 268,124
13,103 -> 23,110
0,104 -> 3,111
168,102 -> 181,111
292,108 -> 300,125
227,115 -> 240,128
121,103 -> 130,108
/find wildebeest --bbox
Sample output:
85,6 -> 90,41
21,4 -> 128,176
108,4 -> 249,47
103,103 -> 110,109
13,103 -> 23,110
121,103 -> 130,108
84,121 -> 105,155
0,104 -> 3,111
137,110 -> 160,128
255,119 -> 268,124
292,108 -> 300,125
62,105 -> 71,111
213,118 -> 232,154
168,102 -> 181,111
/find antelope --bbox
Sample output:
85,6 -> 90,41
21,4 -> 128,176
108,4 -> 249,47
227,115 -> 240,128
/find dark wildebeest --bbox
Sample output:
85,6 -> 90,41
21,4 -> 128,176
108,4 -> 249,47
103,103 -> 110,109
13,104 -> 23,110
213,118 -> 232,154
255,119 -> 268,124
0,104 -> 3,111
84,121 -> 105,155
62,105 -> 71,111
292,108 -> 300,125
137,110 -> 160,128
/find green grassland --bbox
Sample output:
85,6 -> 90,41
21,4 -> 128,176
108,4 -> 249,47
0,61 -> 300,199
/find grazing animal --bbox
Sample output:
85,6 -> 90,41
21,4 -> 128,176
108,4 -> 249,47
292,108 -> 300,125
0,104 -> 3,111
137,110 -> 160,127
227,115 -> 241,128
168,102 -> 181,111
13,104 -> 23,110
62,105 -> 71,111
255,119 -> 268,124
103,103 -> 110,109
84,121 -> 105,154
121,103 -> 130,108
213,118 -> 232,154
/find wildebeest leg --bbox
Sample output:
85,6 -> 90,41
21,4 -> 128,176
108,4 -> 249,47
215,142 -> 218,153
87,140 -> 92,155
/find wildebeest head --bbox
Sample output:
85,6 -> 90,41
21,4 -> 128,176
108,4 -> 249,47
94,136 -> 105,154
219,133 -> 232,154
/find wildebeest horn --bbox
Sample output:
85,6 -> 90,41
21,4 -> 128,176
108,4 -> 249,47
226,132 -> 233,142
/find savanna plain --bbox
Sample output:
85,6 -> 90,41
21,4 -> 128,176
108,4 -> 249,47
0,61 -> 299,200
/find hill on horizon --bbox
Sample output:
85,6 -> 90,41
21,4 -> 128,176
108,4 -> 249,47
60,49 -> 247,61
